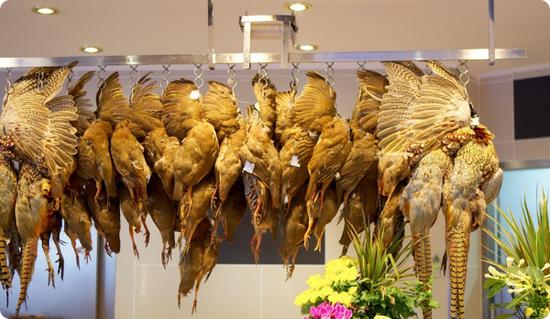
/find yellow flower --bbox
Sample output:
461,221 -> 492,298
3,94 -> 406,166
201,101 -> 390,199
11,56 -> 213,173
327,291 -> 354,306
307,274 -> 329,289
319,286 -> 334,298
525,307 -> 534,318
348,286 -> 358,295
294,290 -> 311,306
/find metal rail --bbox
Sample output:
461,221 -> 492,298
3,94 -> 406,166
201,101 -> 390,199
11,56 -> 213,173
0,48 -> 526,68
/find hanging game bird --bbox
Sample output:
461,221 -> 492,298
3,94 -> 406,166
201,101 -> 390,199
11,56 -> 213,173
0,63 -> 79,198
0,151 -> 17,288
443,125 -> 502,319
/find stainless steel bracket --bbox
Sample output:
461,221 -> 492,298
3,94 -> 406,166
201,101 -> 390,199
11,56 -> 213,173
239,15 -> 298,69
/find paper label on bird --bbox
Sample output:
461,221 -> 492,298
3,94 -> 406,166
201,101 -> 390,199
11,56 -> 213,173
243,160 -> 255,173
470,116 -> 480,127
254,102 -> 261,111
334,172 -> 341,180
283,195 -> 289,205
189,90 -> 201,100
290,155 -> 300,168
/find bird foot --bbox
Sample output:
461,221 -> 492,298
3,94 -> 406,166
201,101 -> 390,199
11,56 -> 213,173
104,243 -> 113,257
84,251 -> 92,264
56,256 -> 65,280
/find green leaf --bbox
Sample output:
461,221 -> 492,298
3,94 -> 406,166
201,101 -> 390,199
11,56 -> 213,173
495,314 -> 514,319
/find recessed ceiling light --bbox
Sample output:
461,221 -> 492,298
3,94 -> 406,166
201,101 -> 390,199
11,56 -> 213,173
32,6 -> 59,15
80,46 -> 102,54
285,2 -> 311,12
295,43 -> 318,51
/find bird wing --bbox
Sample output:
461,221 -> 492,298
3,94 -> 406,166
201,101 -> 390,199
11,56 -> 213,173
130,72 -> 163,118
351,70 -> 386,133
292,71 -> 336,133
161,78 -> 202,139
96,72 -> 130,123
68,71 -> 95,135
378,61 -> 470,156
202,81 -> 240,140
377,62 -> 422,152
275,90 -> 296,143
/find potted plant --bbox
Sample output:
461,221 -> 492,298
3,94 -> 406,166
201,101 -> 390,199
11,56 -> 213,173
295,225 -> 437,319
484,192 -> 550,319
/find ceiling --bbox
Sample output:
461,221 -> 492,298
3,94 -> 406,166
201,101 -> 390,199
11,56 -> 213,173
0,0 -> 549,77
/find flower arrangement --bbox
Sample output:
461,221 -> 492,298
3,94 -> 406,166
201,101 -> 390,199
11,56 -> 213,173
484,192 -> 550,319
295,225 -> 437,319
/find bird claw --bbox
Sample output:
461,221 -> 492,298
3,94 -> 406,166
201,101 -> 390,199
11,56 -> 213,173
56,256 -> 65,280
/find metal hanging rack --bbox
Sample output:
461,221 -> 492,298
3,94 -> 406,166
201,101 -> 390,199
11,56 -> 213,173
0,0 -> 525,69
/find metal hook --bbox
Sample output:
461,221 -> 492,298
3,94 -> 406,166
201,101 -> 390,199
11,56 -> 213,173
4,68 -> 12,94
193,64 -> 204,90
160,64 -> 171,91
227,64 -> 238,97
257,63 -> 270,98
129,64 -> 139,91
356,61 -> 367,71
458,60 -> 470,86
66,69 -> 74,91
290,62 -> 300,92
96,65 -> 107,88
38,71 -> 45,91
325,62 -> 335,93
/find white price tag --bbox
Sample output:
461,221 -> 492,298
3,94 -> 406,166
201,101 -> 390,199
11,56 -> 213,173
334,172 -> 341,180
283,194 -> 289,205
290,155 -> 300,168
189,90 -> 201,100
254,102 -> 261,111
243,160 -> 255,173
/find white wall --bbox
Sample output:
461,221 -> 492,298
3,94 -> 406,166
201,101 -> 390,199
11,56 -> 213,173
479,65 -> 550,161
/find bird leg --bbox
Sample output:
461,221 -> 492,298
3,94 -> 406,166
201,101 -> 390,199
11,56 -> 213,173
70,238 -> 80,269
314,229 -> 325,252
84,250 -> 91,264
53,235 -> 65,280
191,279 -> 202,314
129,225 -> 140,259
249,232 -> 263,264
41,238 -> 56,288
140,214 -> 150,247
104,242 -> 113,257
94,179 -> 103,204
161,243 -> 172,268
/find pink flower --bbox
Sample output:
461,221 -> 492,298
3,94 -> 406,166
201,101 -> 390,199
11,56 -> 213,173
308,302 -> 353,319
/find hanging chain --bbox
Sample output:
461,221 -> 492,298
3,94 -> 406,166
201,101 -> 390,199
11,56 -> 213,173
325,62 -> 335,94
4,68 -> 12,94
458,60 -> 470,86
290,62 -> 300,92
258,63 -> 269,98
129,64 -> 139,91
38,71 -> 45,91
227,64 -> 238,97
160,64 -> 171,91
193,64 -> 204,90
97,65 -> 107,88
356,61 -> 367,72
66,68 -> 74,91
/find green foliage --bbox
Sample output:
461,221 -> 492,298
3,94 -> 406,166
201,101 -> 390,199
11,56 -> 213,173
483,191 -> 550,319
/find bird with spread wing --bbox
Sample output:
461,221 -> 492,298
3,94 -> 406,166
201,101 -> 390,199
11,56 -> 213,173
0,63 -> 79,198
376,61 -> 493,319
